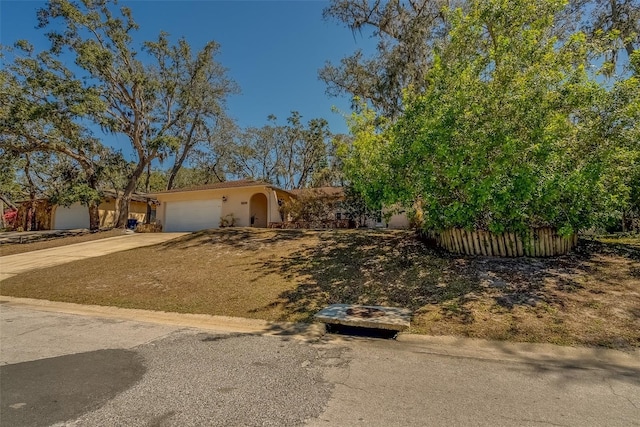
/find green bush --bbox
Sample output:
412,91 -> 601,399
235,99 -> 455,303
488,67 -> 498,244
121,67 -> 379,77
342,0 -> 639,236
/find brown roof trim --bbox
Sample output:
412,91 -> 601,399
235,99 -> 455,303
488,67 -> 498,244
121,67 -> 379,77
148,179 -> 294,196
102,190 -> 157,204
16,191 -> 157,205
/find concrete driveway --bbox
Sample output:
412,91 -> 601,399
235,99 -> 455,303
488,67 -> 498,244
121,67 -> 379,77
0,233 -> 187,281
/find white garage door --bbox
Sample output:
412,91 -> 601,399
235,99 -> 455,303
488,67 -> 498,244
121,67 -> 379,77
164,199 -> 221,232
54,203 -> 90,230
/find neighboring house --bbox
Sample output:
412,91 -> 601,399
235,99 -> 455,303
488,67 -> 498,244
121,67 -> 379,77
13,191 -> 157,230
151,181 -> 409,233
9,191 -> 156,231
382,205 -> 411,229
151,180 -> 294,232
52,191 -> 156,230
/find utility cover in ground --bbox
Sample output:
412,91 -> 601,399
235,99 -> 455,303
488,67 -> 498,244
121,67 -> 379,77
314,304 -> 411,331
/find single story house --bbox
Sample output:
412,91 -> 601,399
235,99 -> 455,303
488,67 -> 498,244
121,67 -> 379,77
151,180 -> 294,232
151,180 -> 408,232
52,191 -> 156,230
9,191 -> 156,231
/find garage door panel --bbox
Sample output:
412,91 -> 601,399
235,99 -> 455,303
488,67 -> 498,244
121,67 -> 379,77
164,199 -> 221,232
54,203 -> 90,230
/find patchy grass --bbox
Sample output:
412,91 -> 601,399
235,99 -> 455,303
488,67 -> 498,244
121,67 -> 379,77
0,229 -> 125,256
591,234 -> 640,250
1,229 -> 638,349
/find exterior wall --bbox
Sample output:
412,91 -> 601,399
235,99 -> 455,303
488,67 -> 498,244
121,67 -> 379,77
386,212 -> 410,229
98,200 -> 117,227
359,206 -> 410,229
18,200 -> 54,231
270,190 -> 285,223
380,204 -> 410,229
156,186 -> 281,229
129,200 -> 149,223
98,199 -> 149,228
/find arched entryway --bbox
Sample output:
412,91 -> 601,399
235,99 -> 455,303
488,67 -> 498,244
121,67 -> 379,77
249,193 -> 268,228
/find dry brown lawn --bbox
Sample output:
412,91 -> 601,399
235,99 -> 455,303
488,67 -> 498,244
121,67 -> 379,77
1,228 -> 638,349
0,229 -> 125,256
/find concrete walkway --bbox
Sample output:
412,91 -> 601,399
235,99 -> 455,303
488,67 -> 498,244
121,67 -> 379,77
0,233 -> 187,281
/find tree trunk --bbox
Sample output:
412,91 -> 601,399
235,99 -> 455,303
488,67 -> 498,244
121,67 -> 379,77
24,154 -> 37,231
88,202 -> 100,231
144,162 -> 151,224
86,174 -> 101,231
167,118 -> 198,190
115,161 -> 147,228
115,194 -> 131,229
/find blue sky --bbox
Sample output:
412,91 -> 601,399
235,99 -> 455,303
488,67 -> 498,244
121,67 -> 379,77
1,0 -> 377,158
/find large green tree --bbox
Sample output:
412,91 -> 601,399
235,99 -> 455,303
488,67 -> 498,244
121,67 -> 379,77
320,0 -> 452,118
1,43 -> 112,230
322,0 -> 639,116
343,0 -> 639,235
144,35 -> 239,191
569,0 -> 639,65
36,0 -> 237,226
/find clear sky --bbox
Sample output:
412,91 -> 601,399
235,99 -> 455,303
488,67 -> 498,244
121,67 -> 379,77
1,0 -> 377,158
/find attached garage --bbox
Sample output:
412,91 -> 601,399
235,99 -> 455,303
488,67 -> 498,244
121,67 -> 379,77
151,180 -> 292,231
53,203 -> 90,230
163,199 -> 222,232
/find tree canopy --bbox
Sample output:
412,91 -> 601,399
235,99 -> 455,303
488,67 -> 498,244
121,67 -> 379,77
230,112 -> 338,190
341,0 -> 640,234
321,0 -> 639,116
34,0 -> 238,226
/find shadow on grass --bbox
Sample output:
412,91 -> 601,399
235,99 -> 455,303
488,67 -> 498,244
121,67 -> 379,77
245,232 -> 640,335
464,238 -> 640,311
250,230 -> 478,322
158,228 -> 639,347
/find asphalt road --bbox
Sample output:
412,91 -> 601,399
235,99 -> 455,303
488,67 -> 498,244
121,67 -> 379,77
1,303 -> 639,426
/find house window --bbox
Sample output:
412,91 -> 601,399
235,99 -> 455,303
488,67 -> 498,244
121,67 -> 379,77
336,212 -> 342,220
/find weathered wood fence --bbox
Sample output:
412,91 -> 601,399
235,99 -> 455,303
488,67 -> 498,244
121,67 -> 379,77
423,227 -> 577,257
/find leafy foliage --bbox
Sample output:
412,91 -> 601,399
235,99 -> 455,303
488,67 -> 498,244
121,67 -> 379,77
342,0 -> 640,235
35,0 -> 237,225
285,189 -> 340,222
321,0 -> 451,118
231,112 -> 336,189
339,184 -> 379,227
322,0 -> 639,117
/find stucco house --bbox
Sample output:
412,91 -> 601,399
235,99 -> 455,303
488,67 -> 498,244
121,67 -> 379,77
11,191 -> 155,231
151,180 -> 409,232
52,191 -> 156,230
151,180 -> 294,232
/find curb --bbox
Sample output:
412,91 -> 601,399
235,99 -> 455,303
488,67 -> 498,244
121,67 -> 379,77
0,296 -> 326,342
2,295 -> 638,370
394,333 -> 640,370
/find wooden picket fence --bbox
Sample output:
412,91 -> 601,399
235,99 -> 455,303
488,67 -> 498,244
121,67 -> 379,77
424,227 -> 577,257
